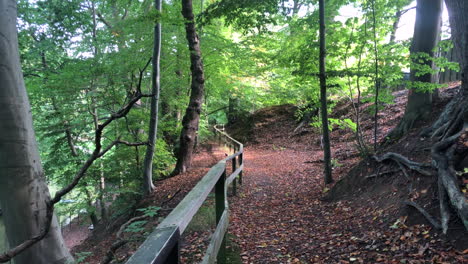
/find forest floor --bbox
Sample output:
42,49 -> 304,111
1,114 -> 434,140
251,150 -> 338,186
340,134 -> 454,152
68,83 -> 467,263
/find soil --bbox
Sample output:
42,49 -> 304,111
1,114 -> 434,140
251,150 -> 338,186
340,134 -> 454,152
67,82 -> 467,263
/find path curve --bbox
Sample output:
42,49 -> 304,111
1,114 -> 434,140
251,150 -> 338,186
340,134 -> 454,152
228,146 -> 463,263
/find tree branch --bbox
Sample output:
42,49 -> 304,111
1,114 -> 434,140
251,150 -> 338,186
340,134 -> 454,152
97,12 -> 113,29
0,60 -> 153,262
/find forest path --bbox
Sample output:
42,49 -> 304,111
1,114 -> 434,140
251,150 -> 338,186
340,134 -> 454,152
228,146 -> 364,263
227,145 -> 462,263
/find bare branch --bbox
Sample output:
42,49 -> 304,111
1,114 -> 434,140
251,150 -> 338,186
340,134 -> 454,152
97,12 -> 113,29
137,57 -> 152,93
0,60 -> 154,262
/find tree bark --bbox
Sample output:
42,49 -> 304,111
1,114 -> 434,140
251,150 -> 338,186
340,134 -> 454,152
142,0 -> 162,195
409,0 -> 468,233
318,0 -> 333,184
172,0 -> 205,175
445,0 -> 467,92
84,188 -> 99,227
0,217 -> 8,260
388,0 -> 442,140
0,1 -> 72,263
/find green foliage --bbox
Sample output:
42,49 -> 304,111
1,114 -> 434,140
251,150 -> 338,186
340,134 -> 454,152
137,206 -> 161,218
124,220 -> 148,233
74,251 -> 93,264
186,202 -> 216,232
329,118 -> 357,132
331,158 -> 342,168
153,139 -> 177,178
16,0 -> 453,232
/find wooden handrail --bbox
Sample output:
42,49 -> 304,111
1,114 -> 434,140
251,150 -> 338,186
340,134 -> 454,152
126,125 -> 243,264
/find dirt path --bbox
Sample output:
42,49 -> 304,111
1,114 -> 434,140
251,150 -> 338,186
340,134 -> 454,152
228,146 -> 464,263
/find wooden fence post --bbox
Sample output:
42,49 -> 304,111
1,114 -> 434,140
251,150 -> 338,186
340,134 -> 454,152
215,167 -> 227,264
232,156 -> 237,196
166,239 -> 180,263
239,153 -> 243,185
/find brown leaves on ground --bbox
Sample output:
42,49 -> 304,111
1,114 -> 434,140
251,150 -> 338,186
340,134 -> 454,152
227,83 -> 466,263
68,144 -> 225,263
70,83 -> 467,263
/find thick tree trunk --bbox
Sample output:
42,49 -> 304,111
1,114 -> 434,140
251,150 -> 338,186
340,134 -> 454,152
142,0 -> 162,195
319,0 -> 333,184
0,1 -> 72,263
437,0 -> 468,232
408,0 -> 468,233
388,0 -> 442,140
172,0 -> 205,175
445,0 -> 467,92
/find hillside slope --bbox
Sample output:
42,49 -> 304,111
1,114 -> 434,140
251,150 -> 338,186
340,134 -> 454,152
227,82 -> 467,252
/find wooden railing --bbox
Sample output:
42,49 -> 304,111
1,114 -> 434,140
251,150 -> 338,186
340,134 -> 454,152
126,125 -> 243,264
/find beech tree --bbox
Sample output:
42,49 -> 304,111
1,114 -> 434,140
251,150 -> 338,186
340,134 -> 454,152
0,1 -> 72,263
318,0 -> 333,184
142,0 -> 162,195
172,0 -> 205,175
430,0 -> 468,232
390,0 -> 468,233
388,0 -> 442,139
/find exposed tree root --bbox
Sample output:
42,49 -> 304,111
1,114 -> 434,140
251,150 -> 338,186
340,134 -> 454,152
420,91 -> 462,138
414,86 -> 468,234
116,215 -> 149,239
403,201 -> 442,230
101,240 -> 128,264
373,152 -> 432,176
432,129 -> 468,233
101,213 -> 150,263
376,94 -> 468,234
365,169 -> 399,178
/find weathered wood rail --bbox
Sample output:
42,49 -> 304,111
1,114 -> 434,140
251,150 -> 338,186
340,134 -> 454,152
126,125 -> 243,264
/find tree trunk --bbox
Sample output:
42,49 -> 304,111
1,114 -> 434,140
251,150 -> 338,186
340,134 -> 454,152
0,1 -> 72,263
172,0 -> 205,175
0,216 -> 8,262
389,9 -> 402,44
84,189 -> 99,228
411,0 -> 468,233
142,0 -> 162,195
388,0 -> 442,140
319,0 -> 333,184
445,0 -> 467,91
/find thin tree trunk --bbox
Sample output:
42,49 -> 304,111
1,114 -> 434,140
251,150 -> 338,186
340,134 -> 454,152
0,1 -> 72,263
142,0 -> 162,195
371,0 -> 380,151
388,0 -> 442,140
389,9 -> 402,44
84,188 -> 99,227
172,0 -> 205,175
98,162 -> 108,223
319,0 -> 333,184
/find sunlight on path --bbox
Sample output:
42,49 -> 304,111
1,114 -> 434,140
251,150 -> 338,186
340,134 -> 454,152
227,147 -> 461,263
